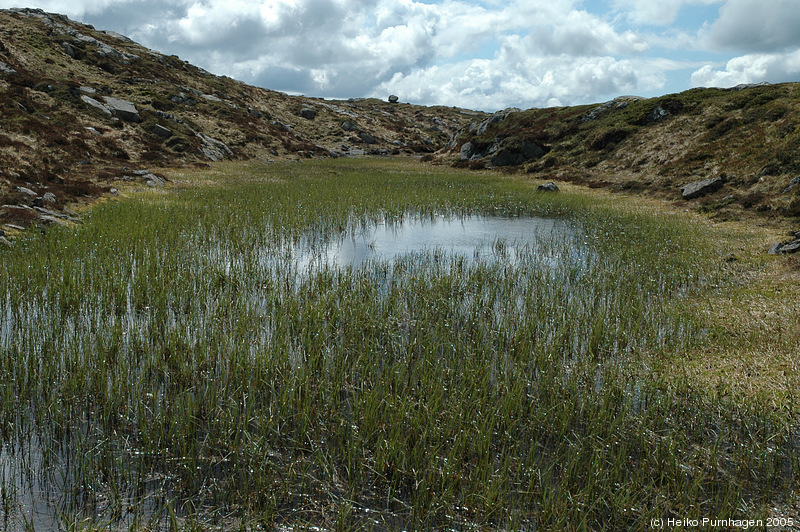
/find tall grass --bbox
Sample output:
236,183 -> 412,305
0,158 -> 796,530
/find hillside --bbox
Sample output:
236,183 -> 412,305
441,85 -> 800,234
2,7 -> 800,247
0,8 -> 479,228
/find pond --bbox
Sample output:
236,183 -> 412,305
293,214 -> 577,271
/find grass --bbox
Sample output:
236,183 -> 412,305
0,158 -> 798,530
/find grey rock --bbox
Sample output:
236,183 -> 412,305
81,95 -> 112,115
0,61 -> 17,76
0,235 -> 11,247
60,42 -> 75,58
681,177 -> 724,199
102,97 -> 141,122
16,186 -> 37,197
299,108 -> 317,120
341,120 -> 357,131
475,109 -> 520,135
152,124 -> 173,139
359,132 -> 377,144
537,182 -> 560,192
460,142 -> 475,161
80,86 -> 97,95
769,239 -> 800,254
646,106 -> 670,123
197,132 -> 232,161
460,140 -> 500,161
388,95 -> 399,103
42,192 -> 58,204
783,177 -> 800,194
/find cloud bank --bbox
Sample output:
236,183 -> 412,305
3,0 -> 800,110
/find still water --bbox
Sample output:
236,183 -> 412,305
295,214 -> 575,270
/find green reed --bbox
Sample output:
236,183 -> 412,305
0,158 -> 796,530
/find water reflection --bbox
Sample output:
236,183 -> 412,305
295,215 -> 574,270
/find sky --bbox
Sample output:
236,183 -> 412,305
4,0 -> 800,111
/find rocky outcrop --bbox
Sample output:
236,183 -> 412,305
81,95 -> 141,122
681,177 -> 724,199
197,133 -> 233,162
768,233 -> 800,254
388,95 -> 399,103
460,136 -> 546,166
491,139 -> 545,167
299,108 -> 317,120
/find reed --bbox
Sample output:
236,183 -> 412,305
0,158 -> 796,530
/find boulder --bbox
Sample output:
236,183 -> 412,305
341,120 -> 357,131
197,132 -> 232,161
42,192 -> 58,204
681,177 -> 724,199
60,42 -> 76,58
359,132 -> 377,144
299,108 -> 317,120
537,182 -> 559,192
388,95 -> 399,103
102,97 -> 141,122
15,186 -> 37,198
81,95 -> 112,115
152,124 -> 173,139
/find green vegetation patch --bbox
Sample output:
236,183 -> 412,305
0,159 -> 797,530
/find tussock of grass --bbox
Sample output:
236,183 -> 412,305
0,158 -> 797,530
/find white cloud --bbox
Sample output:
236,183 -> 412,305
691,49 -> 800,87
701,0 -> 800,52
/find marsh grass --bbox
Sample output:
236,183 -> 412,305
0,158 -> 797,530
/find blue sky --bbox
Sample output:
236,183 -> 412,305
3,0 -> 800,111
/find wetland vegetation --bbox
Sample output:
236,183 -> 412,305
0,158 -> 798,530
